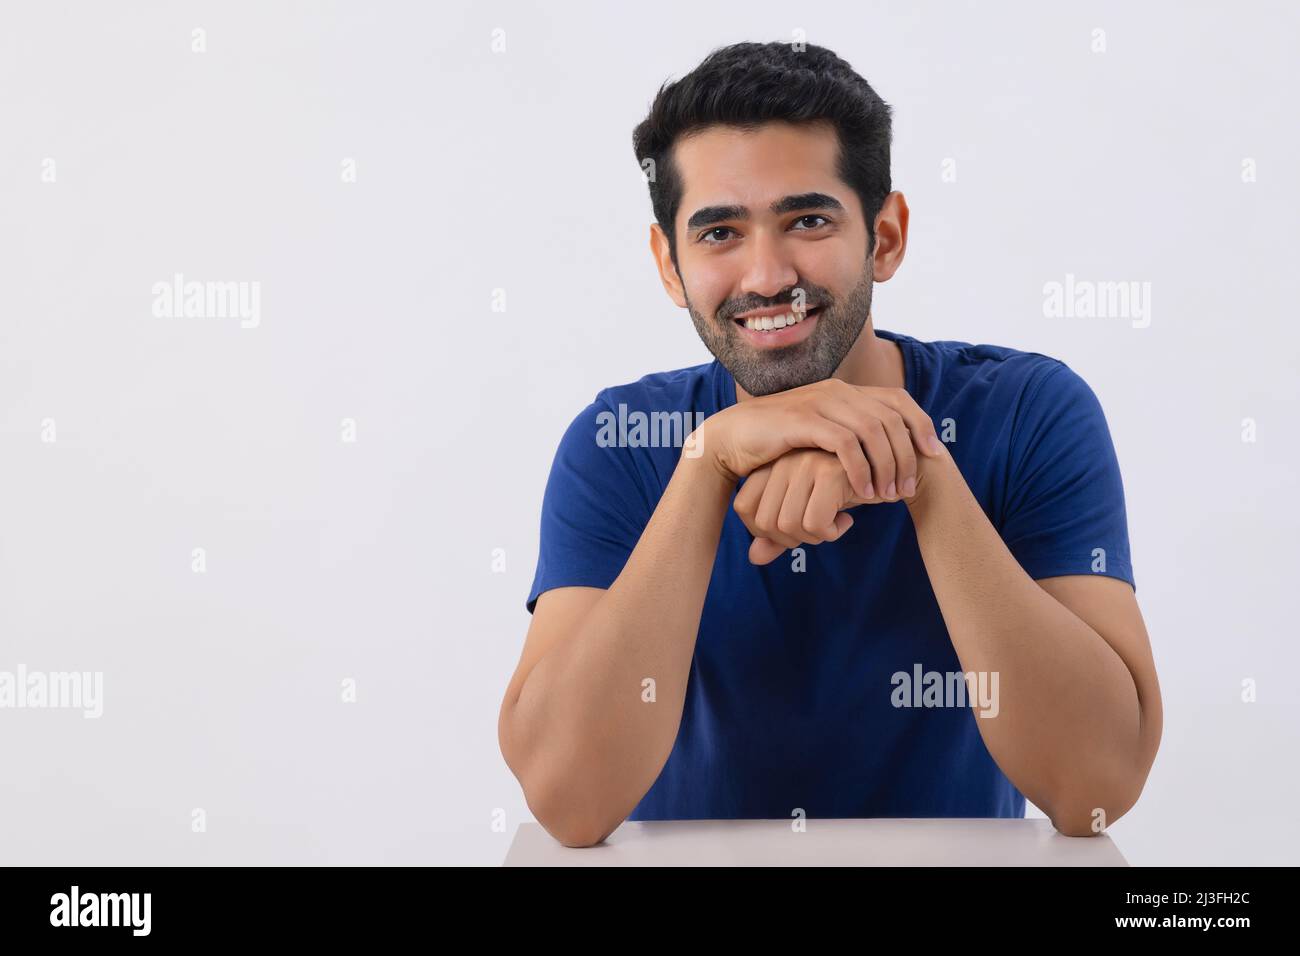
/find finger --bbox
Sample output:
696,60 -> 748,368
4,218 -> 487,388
857,416 -> 897,501
873,402 -> 919,499
878,390 -> 945,458
825,397 -> 899,500
785,414 -> 874,500
824,511 -> 854,541
752,471 -> 803,550
749,536 -> 786,565
777,464 -> 823,544
804,469 -> 847,535
734,466 -> 772,522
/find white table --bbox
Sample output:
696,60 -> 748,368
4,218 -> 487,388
504,817 -> 1128,866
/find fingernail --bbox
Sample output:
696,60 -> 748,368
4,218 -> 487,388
929,436 -> 944,455
904,477 -> 916,497
863,482 -> 874,499
886,481 -> 896,499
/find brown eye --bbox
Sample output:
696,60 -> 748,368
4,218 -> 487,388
793,215 -> 829,230
700,227 -> 735,243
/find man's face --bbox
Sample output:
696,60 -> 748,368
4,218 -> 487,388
667,121 -> 875,396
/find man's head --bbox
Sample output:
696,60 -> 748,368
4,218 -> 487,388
632,42 -> 907,396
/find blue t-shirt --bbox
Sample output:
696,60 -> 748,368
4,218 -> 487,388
526,327 -> 1135,820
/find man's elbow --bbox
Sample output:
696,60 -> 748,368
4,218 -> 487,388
498,699 -> 627,847
527,785 -> 622,848
501,736 -> 623,847
1049,809 -> 1108,838
1046,778 -> 1147,838
546,817 -> 617,848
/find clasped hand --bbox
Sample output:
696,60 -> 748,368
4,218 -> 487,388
700,378 -> 947,565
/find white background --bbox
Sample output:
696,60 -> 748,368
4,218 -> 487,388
1,0 -> 1297,865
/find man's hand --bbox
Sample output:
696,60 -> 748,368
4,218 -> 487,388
733,449 -> 867,564
697,379 -> 945,499
727,384 -> 950,565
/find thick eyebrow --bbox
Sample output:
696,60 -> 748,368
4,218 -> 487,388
685,192 -> 846,232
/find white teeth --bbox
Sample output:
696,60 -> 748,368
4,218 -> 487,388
743,311 -> 807,331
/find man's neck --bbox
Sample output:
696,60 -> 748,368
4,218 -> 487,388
734,314 -> 905,401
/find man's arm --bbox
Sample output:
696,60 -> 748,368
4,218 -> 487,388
905,447 -> 1162,836
498,451 -> 734,848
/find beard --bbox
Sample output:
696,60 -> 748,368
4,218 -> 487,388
684,261 -> 874,397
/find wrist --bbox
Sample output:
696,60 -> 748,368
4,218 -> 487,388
683,416 -> 740,484
905,442 -> 957,518
678,426 -> 739,497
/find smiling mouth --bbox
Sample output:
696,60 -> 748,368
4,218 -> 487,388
733,305 -> 822,332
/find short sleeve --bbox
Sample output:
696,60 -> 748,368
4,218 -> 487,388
525,394 -> 654,613
999,362 -> 1136,591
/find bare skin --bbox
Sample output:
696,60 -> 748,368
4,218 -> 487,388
499,121 -> 1162,846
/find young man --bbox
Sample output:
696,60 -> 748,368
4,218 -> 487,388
498,41 -> 1162,848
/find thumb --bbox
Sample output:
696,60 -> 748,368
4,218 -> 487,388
819,511 -> 855,541
748,536 -> 786,566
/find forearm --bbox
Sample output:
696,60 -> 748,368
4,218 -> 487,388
905,450 -> 1145,834
509,451 -> 735,843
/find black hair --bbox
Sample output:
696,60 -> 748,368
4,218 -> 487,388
632,41 -> 893,272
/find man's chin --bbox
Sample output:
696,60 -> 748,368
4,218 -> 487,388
706,326 -> 833,395
731,364 -> 822,397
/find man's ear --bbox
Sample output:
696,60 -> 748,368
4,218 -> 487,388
650,223 -> 687,308
870,191 -> 910,283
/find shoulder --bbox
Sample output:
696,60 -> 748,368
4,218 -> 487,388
592,360 -> 719,415
899,330 -> 1068,390
885,330 -> 1115,451
547,360 -> 719,487
889,328 -> 1102,411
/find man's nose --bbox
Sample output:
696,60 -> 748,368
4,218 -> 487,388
739,228 -> 799,301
